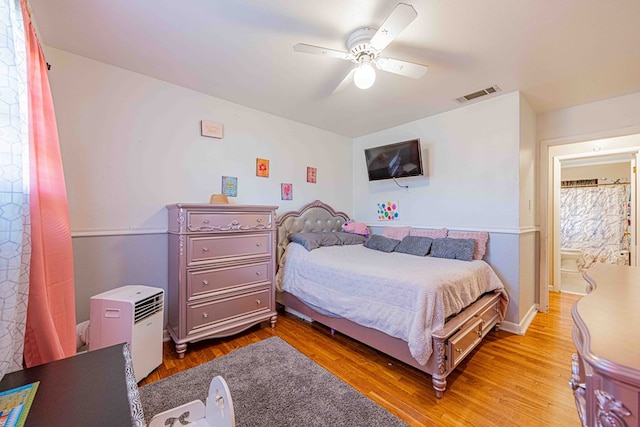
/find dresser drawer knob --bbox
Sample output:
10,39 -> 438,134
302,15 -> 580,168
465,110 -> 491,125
256,243 -> 263,247
256,299 -> 261,305
202,280 -> 209,286
257,218 -> 263,223
455,348 -> 463,354
202,247 -> 210,252
256,271 -> 262,276
202,312 -> 208,319
203,219 -> 210,224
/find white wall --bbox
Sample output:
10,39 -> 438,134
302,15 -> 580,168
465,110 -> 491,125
45,47 -> 353,322
538,91 -> 640,143
518,94 -> 538,324
352,92 -> 533,327
562,162 -> 629,182
352,92 -> 521,230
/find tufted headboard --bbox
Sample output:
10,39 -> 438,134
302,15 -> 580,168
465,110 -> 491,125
275,200 -> 350,266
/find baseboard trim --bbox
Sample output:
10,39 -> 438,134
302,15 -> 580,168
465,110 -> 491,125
499,304 -> 538,335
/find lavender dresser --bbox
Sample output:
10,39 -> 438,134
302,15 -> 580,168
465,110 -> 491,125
571,263 -> 640,426
166,203 -> 278,357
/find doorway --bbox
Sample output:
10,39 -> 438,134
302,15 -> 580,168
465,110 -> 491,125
539,132 -> 640,313
558,156 -> 634,294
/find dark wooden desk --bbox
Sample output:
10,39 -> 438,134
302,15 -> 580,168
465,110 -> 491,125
0,344 -> 133,426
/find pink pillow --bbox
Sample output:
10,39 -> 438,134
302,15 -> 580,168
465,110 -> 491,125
447,231 -> 489,260
382,226 -> 411,240
409,227 -> 448,239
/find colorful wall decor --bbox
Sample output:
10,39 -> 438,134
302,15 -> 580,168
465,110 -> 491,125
281,183 -> 293,200
306,166 -> 317,183
256,158 -> 269,177
377,201 -> 399,220
221,176 -> 238,197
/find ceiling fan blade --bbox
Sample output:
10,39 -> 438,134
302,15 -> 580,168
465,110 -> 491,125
293,43 -> 353,61
376,57 -> 428,79
332,68 -> 356,94
369,3 -> 418,53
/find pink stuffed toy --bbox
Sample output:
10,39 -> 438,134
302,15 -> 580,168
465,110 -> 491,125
342,220 -> 370,237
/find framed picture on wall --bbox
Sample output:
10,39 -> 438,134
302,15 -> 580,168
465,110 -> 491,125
306,166 -> 317,183
221,176 -> 238,197
281,183 -> 293,200
377,201 -> 399,220
256,158 -> 269,177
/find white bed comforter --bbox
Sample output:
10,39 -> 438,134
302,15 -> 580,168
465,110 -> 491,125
276,243 -> 507,365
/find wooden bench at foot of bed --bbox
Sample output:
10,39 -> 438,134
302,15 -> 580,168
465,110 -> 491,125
277,290 -> 503,398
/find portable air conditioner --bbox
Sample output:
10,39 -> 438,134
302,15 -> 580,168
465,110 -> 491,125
90,285 -> 164,382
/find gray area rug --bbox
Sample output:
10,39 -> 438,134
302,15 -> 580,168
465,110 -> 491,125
139,337 -> 408,426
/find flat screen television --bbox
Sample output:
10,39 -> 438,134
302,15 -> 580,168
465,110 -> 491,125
364,139 -> 424,181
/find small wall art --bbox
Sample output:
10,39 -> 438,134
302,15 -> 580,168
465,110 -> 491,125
201,120 -> 224,138
377,201 -> 399,220
281,183 -> 293,200
256,158 -> 269,177
221,176 -> 238,197
306,166 -> 317,183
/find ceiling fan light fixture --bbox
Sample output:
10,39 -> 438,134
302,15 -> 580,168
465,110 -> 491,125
354,56 -> 376,89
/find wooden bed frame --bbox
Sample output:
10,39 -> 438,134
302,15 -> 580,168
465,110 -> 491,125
275,200 -> 504,398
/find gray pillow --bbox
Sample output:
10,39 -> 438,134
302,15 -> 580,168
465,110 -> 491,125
363,234 -> 401,253
335,232 -> 367,245
430,238 -> 475,261
289,232 -> 365,251
395,236 -> 433,256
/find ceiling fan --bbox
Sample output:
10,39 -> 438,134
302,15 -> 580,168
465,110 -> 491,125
293,3 -> 428,93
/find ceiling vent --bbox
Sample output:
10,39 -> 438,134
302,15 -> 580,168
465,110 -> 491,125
455,85 -> 501,104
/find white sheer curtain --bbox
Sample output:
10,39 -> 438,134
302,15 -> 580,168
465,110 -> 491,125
0,0 -> 30,380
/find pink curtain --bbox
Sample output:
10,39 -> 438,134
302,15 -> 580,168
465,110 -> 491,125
21,0 -> 77,367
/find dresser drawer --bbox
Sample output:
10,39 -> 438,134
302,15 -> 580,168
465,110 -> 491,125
187,262 -> 270,300
188,234 -> 271,265
478,299 -> 501,333
188,288 -> 271,331
187,212 -> 272,232
448,317 -> 484,369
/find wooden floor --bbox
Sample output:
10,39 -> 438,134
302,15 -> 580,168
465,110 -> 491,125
140,291 -> 582,427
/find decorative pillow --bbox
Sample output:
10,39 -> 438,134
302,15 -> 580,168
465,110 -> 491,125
289,232 -> 365,251
430,238 -> 475,261
409,227 -> 448,239
335,232 -> 367,245
394,236 -> 433,256
363,234 -> 401,253
447,231 -> 489,260
290,232 -> 335,251
381,226 -> 411,240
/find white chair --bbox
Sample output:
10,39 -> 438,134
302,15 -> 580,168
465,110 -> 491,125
149,376 -> 235,427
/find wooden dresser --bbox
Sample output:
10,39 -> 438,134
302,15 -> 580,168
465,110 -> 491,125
571,263 -> 640,426
166,203 -> 278,357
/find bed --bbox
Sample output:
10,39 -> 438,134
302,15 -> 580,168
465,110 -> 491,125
275,200 -> 508,398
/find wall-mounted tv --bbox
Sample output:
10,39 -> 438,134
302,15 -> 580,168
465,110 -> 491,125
364,139 -> 424,181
